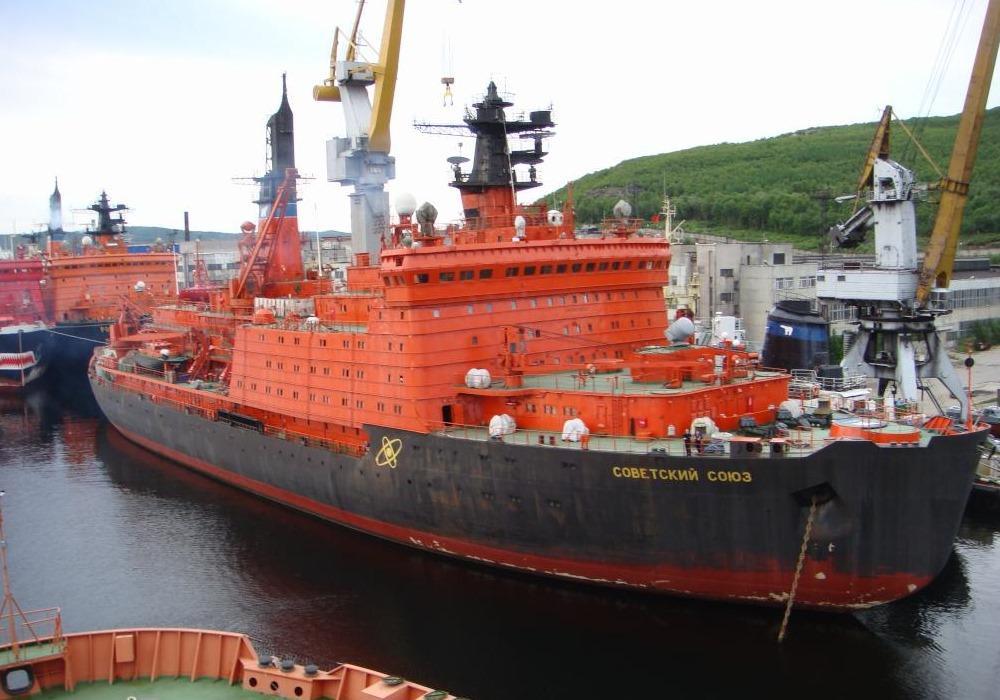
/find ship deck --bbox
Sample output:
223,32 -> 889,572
434,412 -> 940,457
480,368 -> 789,396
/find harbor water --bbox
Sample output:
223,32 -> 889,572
2,375 -> 998,700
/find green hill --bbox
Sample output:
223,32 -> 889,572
543,107 -> 1000,250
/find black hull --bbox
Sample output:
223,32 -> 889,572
51,321 -> 110,371
90,375 -> 986,610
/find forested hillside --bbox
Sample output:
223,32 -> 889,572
543,108 -> 1000,249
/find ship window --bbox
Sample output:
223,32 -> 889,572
251,383 -> 257,390
547,297 -> 553,306
277,362 -> 283,369
571,295 -> 578,304
530,299 -> 537,308
460,270 -> 474,280
356,400 -> 363,408
524,266 -> 536,275
720,268 -> 734,278
277,388 -> 283,396
439,271 -> 455,282
293,337 -> 300,345
544,405 -> 556,415
323,367 -> 331,375
342,398 -> 348,406
479,268 -> 493,279
320,339 -> 327,347
394,275 -> 404,285
383,276 -> 391,285
266,360 -> 272,368
310,393 -> 316,401
510,301 -> 517,310
279,336 -> 285,343
540,265 -> 553,274
582,293 -> 588,302
586,263 -> 596,272
266,386 -> 272,394
415,273 -> 429,284
378,402 -> 385,411
837,275 -> 846,282
587,323 -> 593,331
505,266 -> 519,277
359,341 -> 365,349
598,262 -> 608,271
342,369 -> 350,377
612,261 -> 621,270
323,395 -> 330,404
467,304 -> 474,314
388,342 -> 393,350
343,340 -> 350,349
432,309 -> 441,318
571,263 -> 582,273
258,333 -> 265,341
471,335 -> 478,345
526,403 -> 536,412
394,404 -> 402,414
485,303 -> 493,312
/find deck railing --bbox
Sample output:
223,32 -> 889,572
0,607 -> 64,662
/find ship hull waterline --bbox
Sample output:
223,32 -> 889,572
90,376 -> 985,611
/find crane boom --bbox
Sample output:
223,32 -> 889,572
917,0 -> 1000,305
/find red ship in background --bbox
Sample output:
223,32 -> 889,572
43,184 -> 178,369
88,0 -> 989,615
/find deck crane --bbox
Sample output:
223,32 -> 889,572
314,0 -> 405,258
818,0 -> 1000,421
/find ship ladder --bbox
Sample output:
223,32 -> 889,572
777,494 -> 817,643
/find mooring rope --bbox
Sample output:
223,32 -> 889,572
778,494 -> 818,643
42,328 -> 108,344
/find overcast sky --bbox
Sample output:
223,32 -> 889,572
1,0 -> 998,236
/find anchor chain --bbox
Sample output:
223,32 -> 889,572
778,494 -> 818,642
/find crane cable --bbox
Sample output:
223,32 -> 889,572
901,0 -> 975,165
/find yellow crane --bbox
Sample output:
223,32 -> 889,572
917,0 -> 1000,306
313,0 -> 406,256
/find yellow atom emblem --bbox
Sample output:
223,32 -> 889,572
375,436 -> 403,469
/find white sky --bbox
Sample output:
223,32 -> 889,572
1,0 -> 997,235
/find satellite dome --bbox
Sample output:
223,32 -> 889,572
613,199 -> 632,219
134,280 -> 147,292
395,192 -> 417,216
546,210 -> 563,225
81,235 -> 93,247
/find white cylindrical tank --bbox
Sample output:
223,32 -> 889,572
561,418 -> 590,442
488,413 -> 516,437
665,316 -> 695,343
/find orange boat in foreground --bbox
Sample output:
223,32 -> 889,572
88,79 -> 988,612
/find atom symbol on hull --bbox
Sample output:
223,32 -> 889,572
375,436 -> 403,469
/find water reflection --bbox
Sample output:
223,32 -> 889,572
2,379 -> 999,700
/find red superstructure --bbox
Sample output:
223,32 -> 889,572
46,192 -> 177,326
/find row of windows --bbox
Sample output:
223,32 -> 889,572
390,259 -> 663,286
949,286 -> 1000,309
235,380 -> 405,413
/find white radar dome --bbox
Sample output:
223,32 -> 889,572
546,210 -> 564,225
395,192 -> 417,216
81,235 -> 94,247
134,280 -> 147,292
613,199 -> 633,219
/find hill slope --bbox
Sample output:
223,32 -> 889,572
542,108 -> 1000,249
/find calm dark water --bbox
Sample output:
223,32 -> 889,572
2,375 -> 999,700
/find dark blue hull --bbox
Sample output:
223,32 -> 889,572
0,324 -> 52,389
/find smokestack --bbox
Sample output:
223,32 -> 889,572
184,211 -> 190,242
